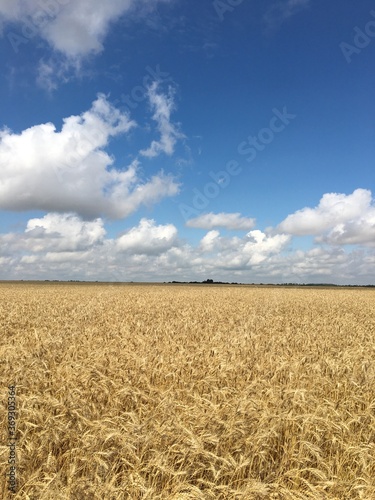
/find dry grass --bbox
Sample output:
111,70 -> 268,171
1,283 -> 375,499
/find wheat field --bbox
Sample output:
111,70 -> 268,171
1,282 -> 374,499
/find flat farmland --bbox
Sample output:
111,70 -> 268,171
1,283 -> 374,499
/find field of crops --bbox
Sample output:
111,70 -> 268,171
1,283 -> 374,499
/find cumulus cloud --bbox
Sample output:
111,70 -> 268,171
1,0 -> 170,58
117,218 -> 178,255
197,229 -> 290,268
322,220 -> 375,246
243,230 -> 291,265
278,189 -> 375,246
25,213 -> 106,251
186,212 -> 256,230
0,213 -> 105,264
140,82 -> 184,158
0,94 -> 179,219
0,217 -> 292,281
200,230 -> 220,252
1,210 -> 375,284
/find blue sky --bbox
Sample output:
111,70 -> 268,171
0,0 -> 374,284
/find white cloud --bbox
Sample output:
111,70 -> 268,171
0,213 -> 106,266
36,59 -> 59,92
117,218 -> 178,255
44,251 -> 91,263
25,213 -> 106,251
1,0 -> 170,58
197,229 -> 290,268
278,189 -> 375,246
36,58 -> 74,92
140,82 -> 184,158
0,218 -> 293,281
2,0 -> 173,88
186,212 -> 256,230
0,210 -> 375,284
200,230 -> 220,252
0,94 -> 179,219
322,219 -> 375,246
243,230 -> 291,265
0,0 -> 22,30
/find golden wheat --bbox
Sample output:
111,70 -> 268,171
1,283 -> 374,499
